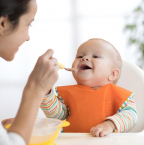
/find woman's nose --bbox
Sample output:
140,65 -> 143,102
81,56 -> 90,61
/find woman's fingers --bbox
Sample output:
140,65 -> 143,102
1,118 -> 14,127
43,49 -> 54,59
25,49 -> 59,96
47,58 -> 58,69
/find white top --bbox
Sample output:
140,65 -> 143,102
0,123 -> 26,145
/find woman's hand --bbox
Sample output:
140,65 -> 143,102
24,49 -> 59,98
7,49 -> 59,144
1,118 -> 14,128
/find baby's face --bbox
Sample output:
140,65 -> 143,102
72,39 -> 116,88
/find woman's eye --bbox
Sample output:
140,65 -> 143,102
93,55 -> 99,58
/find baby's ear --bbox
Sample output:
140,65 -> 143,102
108,69 -> 120,82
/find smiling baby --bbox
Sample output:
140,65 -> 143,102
40,38 -> 138,137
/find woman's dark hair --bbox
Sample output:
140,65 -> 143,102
0,0 -> 31,29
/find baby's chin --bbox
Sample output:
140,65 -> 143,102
76,79 -> 110,88
76,81 -> 99,88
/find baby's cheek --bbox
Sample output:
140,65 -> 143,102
72,71 -> 77,79
72,60 -> 77,68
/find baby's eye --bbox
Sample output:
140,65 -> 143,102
77,56 -> 83,58
93,55 -> 99,58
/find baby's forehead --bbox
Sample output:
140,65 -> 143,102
77,39 -> 115,55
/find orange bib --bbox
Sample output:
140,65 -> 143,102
57,83 -> 132,133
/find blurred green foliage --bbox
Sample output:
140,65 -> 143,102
124,0 -> 144,68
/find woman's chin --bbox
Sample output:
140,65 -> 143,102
5,54 -> 15,61
7,49 -> 19,61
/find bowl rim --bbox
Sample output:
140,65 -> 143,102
32,118 -> 63,130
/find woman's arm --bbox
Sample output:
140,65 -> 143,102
7,88 -> 43,144
7,49 -> 59,145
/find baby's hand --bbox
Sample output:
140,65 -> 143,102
90,120 -> 116,137
1,118 -> 14,128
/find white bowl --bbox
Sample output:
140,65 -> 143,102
29,118 -> 67,144
5,118 -> 69,145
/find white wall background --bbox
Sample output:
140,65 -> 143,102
0,0 -> 141,122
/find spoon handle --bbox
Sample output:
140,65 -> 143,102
57,62 -> 77,71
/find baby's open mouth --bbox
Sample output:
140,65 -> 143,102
80,64 -> 92,70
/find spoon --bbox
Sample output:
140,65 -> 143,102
57,62 -> 77,71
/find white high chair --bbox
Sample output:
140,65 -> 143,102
54,60 -> 144,145
117,60 -> 144,133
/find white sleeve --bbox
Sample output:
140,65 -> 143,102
0,123 -> 26,145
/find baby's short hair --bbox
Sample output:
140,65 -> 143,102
89,38 -> 122,84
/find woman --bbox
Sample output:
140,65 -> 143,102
0,0 -> 59,145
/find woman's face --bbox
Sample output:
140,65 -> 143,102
0,0 -> 37,61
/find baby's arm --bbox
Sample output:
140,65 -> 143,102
40,89 -> 67,120
90,96 -> 138,137
106,96 -> 138,133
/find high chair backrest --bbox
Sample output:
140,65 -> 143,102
117,60 -> 144,132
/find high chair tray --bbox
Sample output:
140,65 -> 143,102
54,132 -> 144,145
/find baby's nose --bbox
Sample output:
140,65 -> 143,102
81,56 -> 90,61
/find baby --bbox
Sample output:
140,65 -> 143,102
41,38 -> 138,137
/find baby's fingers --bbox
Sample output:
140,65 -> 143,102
94,128 -> 103,137
99,130 -> 108,137
90,127 -> 103,137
